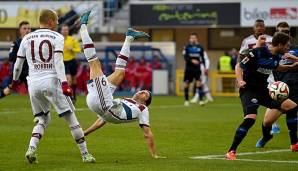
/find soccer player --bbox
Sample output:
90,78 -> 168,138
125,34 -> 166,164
191,51 -> 213,103
79,11 -> 164,159
255,22 -> 298,150
239,19 -> 280,134
183,33 -> 205,106
61,25 -> 81,103
9,21 -> 31,86
0,87 -> 10,98
239,19 -> 272,53
225,32 -> 298,160
11,9 -> 95,163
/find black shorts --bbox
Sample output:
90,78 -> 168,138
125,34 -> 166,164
288,84 -> 298,103
183,68 -> 201,83
239,87 -> 281,116
64,59 -> 78,76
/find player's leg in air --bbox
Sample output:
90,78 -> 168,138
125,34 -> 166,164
79,9 -> 150,133
79,11 -> 149,85
255,109 -> 281,148
256,106 -> 298,151
266,75 -> 281,135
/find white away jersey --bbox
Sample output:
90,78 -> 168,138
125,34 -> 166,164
17,29 -> 64,82
239,34 -> 272,53
100,98 -> 150,126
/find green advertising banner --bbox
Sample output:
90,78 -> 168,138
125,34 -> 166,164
130,3 -> 240,27
0,1 -> 102,29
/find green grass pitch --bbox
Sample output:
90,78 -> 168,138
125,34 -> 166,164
0,95 -> 297,171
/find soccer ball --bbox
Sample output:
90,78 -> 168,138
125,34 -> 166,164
268,81 -> 289,101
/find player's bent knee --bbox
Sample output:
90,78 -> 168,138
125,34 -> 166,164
62,112 -> 80,128
34,115 -> 50,129
263,109 -> 280,126
281,99 -> 297,111
263,119 -> 274,127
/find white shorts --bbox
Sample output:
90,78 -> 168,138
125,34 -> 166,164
28,78 -> 73,117
86,75 -> 117,117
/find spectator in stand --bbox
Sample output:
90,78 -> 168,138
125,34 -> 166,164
218,51 -> 233,72
218,51 -> 234,93
136,57 -> 152,91
151,55 -> 162,70
76,64 -> 89,94
125,56 -> 138,92
0,59 -> 11,88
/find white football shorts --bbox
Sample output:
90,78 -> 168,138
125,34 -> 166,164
28,77 -> 73,117
86,75 -> 117,116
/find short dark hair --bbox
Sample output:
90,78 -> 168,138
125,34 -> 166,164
145,91 -> 152,106
255,19 -> 264,23
19,21 -> 29,29
272,32 -> 290,46
190,32 -> 197,37
61,24 -> 69,28
276,22 -> 290,29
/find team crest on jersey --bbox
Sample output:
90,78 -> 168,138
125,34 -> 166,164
251,98 -> 258,104
249,52 -> 254,57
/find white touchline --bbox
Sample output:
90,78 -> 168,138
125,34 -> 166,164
195,157 -> 298,164
190,149 -> 298,164
190,149 -> 290,159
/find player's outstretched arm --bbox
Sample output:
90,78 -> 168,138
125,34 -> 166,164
142,126 -> 166,159
276,62 -> 298,72
284,53 -> 298,61
84,118 -> 106,136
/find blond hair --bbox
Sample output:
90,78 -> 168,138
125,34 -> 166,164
39,9 -> 58,25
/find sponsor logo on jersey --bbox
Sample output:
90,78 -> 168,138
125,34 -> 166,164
257,67 -> 272,74
251,98 -> 258,104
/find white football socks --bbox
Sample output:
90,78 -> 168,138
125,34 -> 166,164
115,36 -> 134,70
80,24 -> 97,62
72,126 -> 88,156
28,115 -> 50,149
120,36 -> 133,57
63,113 -> 89,156
29,124 -> 44,149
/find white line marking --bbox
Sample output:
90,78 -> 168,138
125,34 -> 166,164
197,157 -> 298,164
191,149 -> 290,159
191,149 -> 298,164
